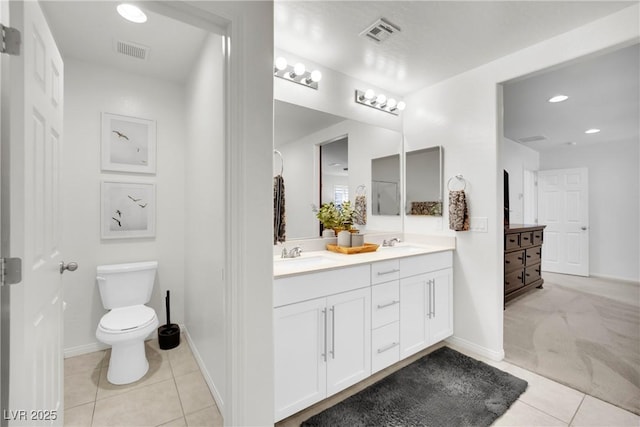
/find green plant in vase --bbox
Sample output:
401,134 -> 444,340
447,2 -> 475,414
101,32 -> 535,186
339,201 -> 356,231
316,202 -> 341,231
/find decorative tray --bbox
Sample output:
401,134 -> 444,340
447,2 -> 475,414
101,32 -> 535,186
326,243 -> 379,255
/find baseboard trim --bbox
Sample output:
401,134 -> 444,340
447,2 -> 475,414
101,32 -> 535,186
183,328 -> 225,417
445,336 -> 504,362
590,274 -> 640,285
64,342 -> 110,358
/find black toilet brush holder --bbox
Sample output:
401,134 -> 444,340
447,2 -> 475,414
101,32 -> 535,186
158,290 -> 180,350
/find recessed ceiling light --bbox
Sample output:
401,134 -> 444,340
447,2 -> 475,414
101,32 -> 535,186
548,95 -> 569,103
585,128 -> 601,134
117,4 -> 147,23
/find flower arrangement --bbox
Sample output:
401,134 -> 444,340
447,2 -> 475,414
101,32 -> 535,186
316,201 -> 356,231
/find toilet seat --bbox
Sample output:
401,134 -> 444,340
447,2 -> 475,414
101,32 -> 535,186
99,305 -> 156,333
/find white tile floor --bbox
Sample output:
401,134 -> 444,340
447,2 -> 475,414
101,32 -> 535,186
65,339 -> 639,426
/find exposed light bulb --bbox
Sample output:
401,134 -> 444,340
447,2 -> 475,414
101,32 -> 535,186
117,3 -> 147,23
375,94 -> 387,106
584,128 -> 600,134
364,89 -> 375,101
293,63 -> 306,76
310,70 -> 322,82
396,101 -> 406,111
548,95 -> 569,103
387,98 -> 397,110
275,57 -> 288,71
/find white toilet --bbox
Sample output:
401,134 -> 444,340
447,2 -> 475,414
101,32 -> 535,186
96,261 -> 159,385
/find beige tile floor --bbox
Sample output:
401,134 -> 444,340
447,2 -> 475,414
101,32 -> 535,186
65,339 -> 639,427
63,338 -> 223,427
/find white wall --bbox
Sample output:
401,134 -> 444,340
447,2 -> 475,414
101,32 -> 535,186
540,140 -> 639,282
502,137 -> 540,224
277,119 -> 403,241
403,4 -> 639,359
184,34 -> 226,410
61,59 -> 185,354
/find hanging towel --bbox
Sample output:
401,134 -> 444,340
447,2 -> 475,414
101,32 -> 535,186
449,190 -> 469,231
274,175 -> 286,244
354,195 -> 367,225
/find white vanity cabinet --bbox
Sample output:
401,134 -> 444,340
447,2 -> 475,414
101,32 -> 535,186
274,266 -> 371,421
399,252 -> 453,359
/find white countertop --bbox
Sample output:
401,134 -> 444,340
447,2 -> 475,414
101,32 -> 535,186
274,242 -> 455,278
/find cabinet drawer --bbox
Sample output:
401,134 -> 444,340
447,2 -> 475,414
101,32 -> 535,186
371,322 -> 400,374
504,250 -> 524,273
532,230 -> 543,246
399,251 -> 453,278
525,247 -> 541,266
505,233 -> 520,250
505,270 -> 524,294
372,281 -> 400,329
371,260 -> 400,284
519,232 -> 533,248
525,265 -> 541,285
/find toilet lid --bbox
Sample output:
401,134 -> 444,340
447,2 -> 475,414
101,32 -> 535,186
100,305 -> 156,331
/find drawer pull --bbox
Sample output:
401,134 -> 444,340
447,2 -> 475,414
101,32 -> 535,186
509,238 -> 516,243
377,342 -> 399,354
377,269 -> 400,276
377,300 -> 399,309
505,260 -> 510,264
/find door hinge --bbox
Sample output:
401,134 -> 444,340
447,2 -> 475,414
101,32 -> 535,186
1,257 -> 22,286
0,24 -> 21,56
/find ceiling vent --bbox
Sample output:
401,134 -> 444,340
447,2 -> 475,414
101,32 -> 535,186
115,40 -> 149,60
517,135 -> 547,143
360,18 -> 401,43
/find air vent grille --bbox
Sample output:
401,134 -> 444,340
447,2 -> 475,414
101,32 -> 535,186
116,40 -> 149,60
360,18 -> 400,43
517,135 -> 547,143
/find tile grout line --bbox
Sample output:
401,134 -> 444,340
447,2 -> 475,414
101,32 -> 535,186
167,348 -> 189,425
89,352 -> 106,427
515,398 -> 575,426
568,394 -> 587,426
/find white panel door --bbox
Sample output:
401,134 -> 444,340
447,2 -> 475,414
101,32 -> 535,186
538,168 -> 589,276
399,273 -> 429,359
428,269 -> 453,345
8,1 -> 64,425
326,287 -> 371,397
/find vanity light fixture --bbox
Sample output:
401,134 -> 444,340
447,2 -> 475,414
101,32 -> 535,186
117,3 -> 147,23
585,128 -> 601,134
548,95 -> 569,103
273,57 -> 322,90
355,89 -> 405,115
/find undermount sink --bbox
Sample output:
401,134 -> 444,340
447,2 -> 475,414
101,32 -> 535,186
274,255 -> 336,272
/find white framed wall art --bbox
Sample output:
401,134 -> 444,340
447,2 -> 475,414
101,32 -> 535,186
101,180 -> 156,239
101,112 -> 157,174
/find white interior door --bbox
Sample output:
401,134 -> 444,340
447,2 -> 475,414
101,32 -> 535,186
8,1 -> 64,425
538,168 -> 589,276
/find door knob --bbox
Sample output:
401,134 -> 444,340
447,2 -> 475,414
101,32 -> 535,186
59,261 -> 78,274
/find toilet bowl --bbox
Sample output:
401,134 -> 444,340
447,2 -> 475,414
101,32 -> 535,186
95,261 -> 159,385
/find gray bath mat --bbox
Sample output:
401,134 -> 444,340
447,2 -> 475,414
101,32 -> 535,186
302,346 -> 527,427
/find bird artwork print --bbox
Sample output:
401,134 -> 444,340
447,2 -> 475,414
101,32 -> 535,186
112,130 -> 130,140
116,210 -> 122,218
112,217 -> 122,227
138,203 -> 147,208
128,195 -> 142,202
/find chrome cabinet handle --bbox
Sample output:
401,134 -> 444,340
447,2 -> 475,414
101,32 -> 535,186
377,342 -> 399,354
377,300 -> 399,310
377,269 -> 400,276
59,261 -> 78,274
321,308 -> 327,362
425,280 -> 431,319
431,279 -> 436,317
330,306 -> 336,359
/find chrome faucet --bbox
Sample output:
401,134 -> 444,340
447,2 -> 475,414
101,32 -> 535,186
281,246 -> 303,258
382,238 -> 401,247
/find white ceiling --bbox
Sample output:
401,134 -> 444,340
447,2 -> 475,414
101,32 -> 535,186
275,101 -> 346,146
503,44 -> 639,151
41,1 -> 208,84
275,1 -> 635,96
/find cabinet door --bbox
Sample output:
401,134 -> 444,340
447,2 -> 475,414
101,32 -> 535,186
274,298 -> 327,421
399,273 -> 429,359
326,288 -> 371,397
428,268 -> 453,345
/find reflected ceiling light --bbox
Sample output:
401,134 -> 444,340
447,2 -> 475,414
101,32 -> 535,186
273,57 -> 321,90
117,3 -> 147,23
548,95 -> 569,103
585,128 -> 601,134
354,89 -> 405,116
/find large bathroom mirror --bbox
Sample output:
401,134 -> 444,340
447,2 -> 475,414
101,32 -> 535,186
371,154 -> 401,216
274,100 -> 403,240
405,146 -> 443,216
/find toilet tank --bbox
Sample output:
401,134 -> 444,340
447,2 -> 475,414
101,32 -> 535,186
97,261 -> 158,309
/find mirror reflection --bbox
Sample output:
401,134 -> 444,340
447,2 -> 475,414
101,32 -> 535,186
371,154 -> 401,216
405,146 -> 443,216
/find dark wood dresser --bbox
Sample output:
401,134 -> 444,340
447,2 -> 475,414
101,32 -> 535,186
504,224 -> 546,304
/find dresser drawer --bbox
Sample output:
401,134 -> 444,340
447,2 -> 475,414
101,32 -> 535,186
371,260 -> 400,284
519,232 -> 533,248
532,229 -> 544,246
504,250 -> 524,273
505,270 -> 524,294
525,247 -> 541,266
505,233 -> 520,250
371,321 -> 400,374
372,281 -> 400,329
525,265 -> 541,285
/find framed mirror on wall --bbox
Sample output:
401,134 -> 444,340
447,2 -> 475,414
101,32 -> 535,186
405,146 -> 443,216
371,154 -> 401,216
